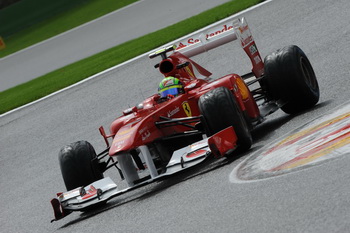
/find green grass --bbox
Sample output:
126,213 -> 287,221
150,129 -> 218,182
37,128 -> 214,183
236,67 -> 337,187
1,0 -> 89,37
0,0 -> 263,114
0,0 -> 138,58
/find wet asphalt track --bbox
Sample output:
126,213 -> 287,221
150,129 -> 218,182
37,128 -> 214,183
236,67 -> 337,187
1,0 -> 350,232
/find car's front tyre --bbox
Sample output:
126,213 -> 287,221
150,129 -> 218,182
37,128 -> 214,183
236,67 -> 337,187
198,86 -> 252,153
58,140 -> 103,191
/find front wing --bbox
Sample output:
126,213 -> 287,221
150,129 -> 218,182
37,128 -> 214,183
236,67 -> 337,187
51,126 -> 237,222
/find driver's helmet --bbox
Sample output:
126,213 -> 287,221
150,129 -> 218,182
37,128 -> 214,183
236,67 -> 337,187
158,76 -> 184,98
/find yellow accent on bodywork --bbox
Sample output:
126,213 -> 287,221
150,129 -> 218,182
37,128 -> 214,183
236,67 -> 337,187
185,66 -> 195,78
236,78 -> 249,100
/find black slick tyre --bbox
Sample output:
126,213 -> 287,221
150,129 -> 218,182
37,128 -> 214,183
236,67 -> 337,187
263,45 -> 319,114
198,86 -> 252,152
58,140 -> 103,191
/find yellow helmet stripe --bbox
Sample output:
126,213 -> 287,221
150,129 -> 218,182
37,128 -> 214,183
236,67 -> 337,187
159,85 -> 183,93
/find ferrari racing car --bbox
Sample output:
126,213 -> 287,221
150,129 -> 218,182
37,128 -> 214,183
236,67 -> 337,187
50,17 -> 319,222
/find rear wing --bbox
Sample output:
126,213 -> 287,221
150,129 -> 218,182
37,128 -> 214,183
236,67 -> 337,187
154,17 -> 264,78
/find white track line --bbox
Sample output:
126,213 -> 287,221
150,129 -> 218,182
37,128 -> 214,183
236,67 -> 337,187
0,0 -> 273,118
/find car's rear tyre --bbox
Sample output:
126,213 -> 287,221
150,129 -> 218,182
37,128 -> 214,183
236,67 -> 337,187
263,45 -> 319,114
198,86 -> 252,153
58,140 -> 104,191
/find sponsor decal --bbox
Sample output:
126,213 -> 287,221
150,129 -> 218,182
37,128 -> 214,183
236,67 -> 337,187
182,101 -> 192,117
190,140 -> 207,150
240,35 -> 253,48
206,24 -> 234,39
234,21 -> 253,48
176,24 -> 234,50
238,25 -> 249,34
81,185 -> 101,200
253,55 -> 262,65
186,149 -> 207,158
59,188 -> 81,201
114,140 -> 125,150
163,79 -> 174,87
177,38 -> 200,49
249,44 -> 257,55
138,126 -> 148,135
141,130 -> 151,141
114,121 -> 143,147
167,106 -> 180,118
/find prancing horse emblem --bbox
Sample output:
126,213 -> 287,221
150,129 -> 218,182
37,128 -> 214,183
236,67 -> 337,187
182,101 -> 192,117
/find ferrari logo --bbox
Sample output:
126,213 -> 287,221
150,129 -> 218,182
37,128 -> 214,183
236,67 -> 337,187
182,101 -> 192,117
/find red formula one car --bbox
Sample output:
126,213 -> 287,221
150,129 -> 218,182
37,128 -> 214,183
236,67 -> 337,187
50,17 -> 319,221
